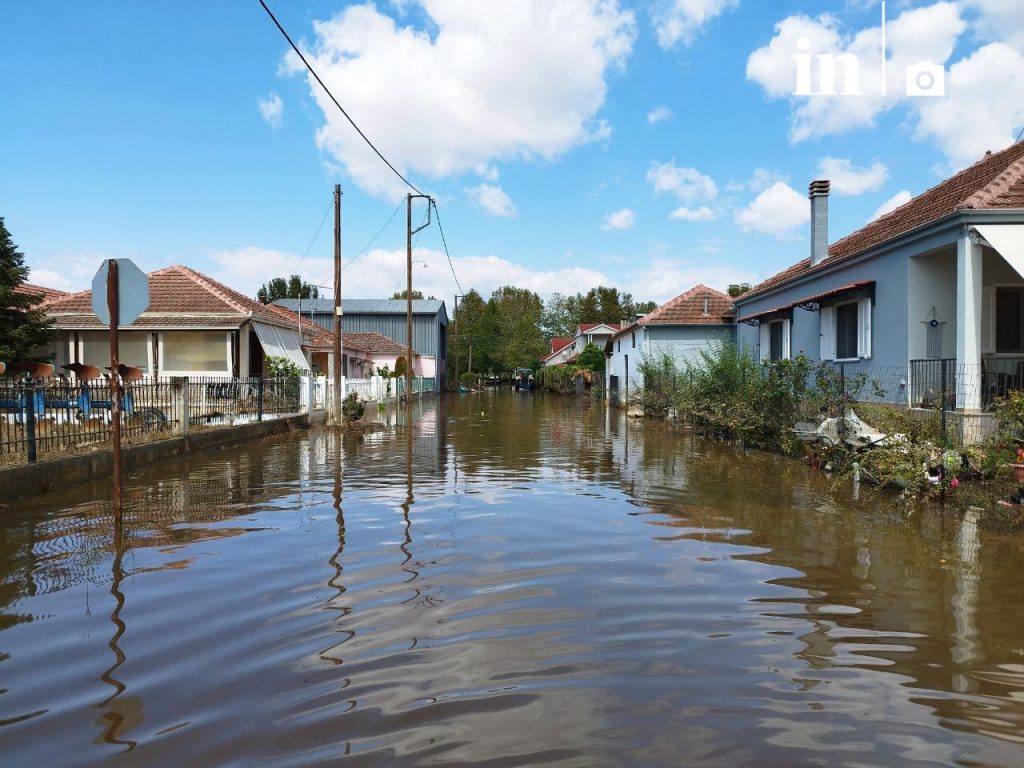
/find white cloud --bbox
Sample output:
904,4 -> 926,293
964,0 -> 1024,49
647,106 -> 673,124
602,207 -> 637,230
28,252 -> 156,293
817,156 -> 888,195
288,1 -> 636,197
868,190 -> 913,222
913,43 -> 1024,169
669,205 -> 716,221
257,92 -> 284,128
727,167 -> 786,193
621,258 -> 757,304
646,161 -> 718,203
746,3 -> 965,143
734,181 -> 809,236
465,183 -> 518,217
653,0 -> 740,48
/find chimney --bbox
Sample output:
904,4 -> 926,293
809,179 -> 830,266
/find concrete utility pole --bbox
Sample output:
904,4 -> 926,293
332,184 -> 342,424
405,193 -> 432,401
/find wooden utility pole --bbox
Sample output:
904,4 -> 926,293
406,193 -> 414,401
453,294 -> 460,389
107,259 -> 122,513
405,193 -> 432,401
332,184 -> 342,424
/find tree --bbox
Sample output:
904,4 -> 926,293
449,289 -> 487,378
485,285 -> 547,371
394,355 -> 408,379
392,289 -> 436,300
0,218 -> 55,363
727,283 -> 752,298
576,342 -> 605,374
634,300 -> 658,315
541,292 -> 575,338
256,275 -> 319,304
543,285 -> 655,337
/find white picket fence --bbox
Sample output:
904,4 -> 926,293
300,375 -> 436,415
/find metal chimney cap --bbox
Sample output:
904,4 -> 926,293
809,179 -> 831,197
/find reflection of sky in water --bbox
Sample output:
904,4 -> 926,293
3,394 -> 1024,765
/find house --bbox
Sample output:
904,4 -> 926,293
541,323 -> 622,368
540,337 -> 573,367
16,283 -> 68,303
734,141 -> 1024,412
604,285 -> 735,406
274,298 -> 448,386
42,265 -> 313,379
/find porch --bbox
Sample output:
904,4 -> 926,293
908,223 -> 1024,412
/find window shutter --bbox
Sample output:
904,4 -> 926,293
759,323 -> 770,362
981,287 -> 994,354
820,305 -> 836,361
782,318 -> 791,360
857,297 -> 872,359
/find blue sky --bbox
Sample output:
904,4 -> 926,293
3,1 -> 1023,307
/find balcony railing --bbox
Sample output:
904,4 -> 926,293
910,357 -> 1024,410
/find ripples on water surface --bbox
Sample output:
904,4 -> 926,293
4,392 -> 1024,766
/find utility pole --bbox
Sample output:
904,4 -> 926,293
332,184 -> 342,424
405,193 -> 432,402
107,260 -> 122,514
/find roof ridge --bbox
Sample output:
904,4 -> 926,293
959,156 -> 1024,209
640,283 -> 731,324
170,265 -> 253,315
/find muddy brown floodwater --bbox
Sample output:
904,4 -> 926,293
3,392 -> 1024,767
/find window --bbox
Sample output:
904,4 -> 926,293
759,319 -> 790,362
996,287 -> 1024,353
820,297 -> 872,361
162,332 -> 230,373
80,331 -> 151,374
617,339 -> 620,352
632,332 -> 635,349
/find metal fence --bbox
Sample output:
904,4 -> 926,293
0,375 -> 301,465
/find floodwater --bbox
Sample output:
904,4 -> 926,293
3,394 -> 1024,767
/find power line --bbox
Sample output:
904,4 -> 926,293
292,194 -> 334,275
341,197 -> 405,271
258,0 -> 423,196
431,199 -> 463,295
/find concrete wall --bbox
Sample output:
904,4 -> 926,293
0,415 -> 308,502
646,325 -> 736,368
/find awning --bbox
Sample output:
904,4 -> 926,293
252,322 -> 310,372
975,224 -> 1024,280
736,281 -> 873,324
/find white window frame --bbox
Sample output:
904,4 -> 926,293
820,296 -> 872,362
759,318 -> 791,362
158,331 -> 233,378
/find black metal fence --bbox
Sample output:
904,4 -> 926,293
0,375 -> 301,465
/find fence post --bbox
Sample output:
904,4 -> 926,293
257,377 -> 265,423
940,359 -> 948,446
24,382 -> 37,464
838,363 -> 847,443
173,376 -> 190,436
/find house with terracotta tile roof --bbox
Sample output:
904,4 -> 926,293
15,282 -> 68,304
541,323 -> 623,368
734,141 -> 1024,412
42,265 -> 315,379
603,285 -> 735,406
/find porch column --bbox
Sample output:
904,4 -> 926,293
956,229 -> 983,411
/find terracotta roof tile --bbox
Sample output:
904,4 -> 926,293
343,332 -> 411,356
743,142 -> 1024,300
15,282 -> 68,303
44,265 -> 291,329
549,337 -> 572,354
607,284 -> 734,343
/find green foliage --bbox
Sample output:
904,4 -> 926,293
460,371 -> 478,384
256,275 -> 319,304
394,355 -> 408,379
483,286 -> 548,372
542,286 -> 653,338
576,343 -> 605,374
265,355 -> 302,378
392,289 -> 436,300
0,218 -> 55,363
727,283 -> 752,298
342,390 -> 364,423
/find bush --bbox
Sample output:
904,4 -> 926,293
394,356 -> 408,379
266,355 -> 302,379
342,391 -> 364,423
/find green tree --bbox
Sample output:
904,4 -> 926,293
634,300 -> 658,315
544,285 -> 654,335
256,275 -> 320,304
392,289 -> 436,300
486,285 -> 547,371
576,342 -> 605,374
541,292 -> 575,338
0,218 -> 55,363
449,289 -> 487,378
727,283 -> 752,298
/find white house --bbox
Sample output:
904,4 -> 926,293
604,285 -> 735,406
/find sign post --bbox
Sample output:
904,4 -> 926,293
92,259 -> 149,514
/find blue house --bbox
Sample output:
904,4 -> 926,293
734,142 -> 1024,413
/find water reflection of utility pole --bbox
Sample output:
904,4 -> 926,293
401,422 -> 415,573
321,430 -> 353,665
97,509 -> 140,750
951,508 -> 981,693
